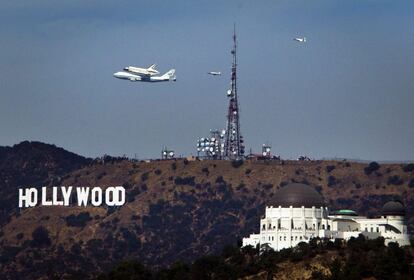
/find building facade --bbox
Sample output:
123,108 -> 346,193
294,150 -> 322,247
243,183 -> 410,250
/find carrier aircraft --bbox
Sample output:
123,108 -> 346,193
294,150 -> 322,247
113,69 -> 176,82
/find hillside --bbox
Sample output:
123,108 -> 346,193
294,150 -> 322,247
0,142 -> 413,279
0,141 -> 91,225
97,236 -> 414,280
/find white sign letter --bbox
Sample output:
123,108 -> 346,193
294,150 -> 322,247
41,187 -> 52,206
105,186 -> 125,206
19,188 -> 38,208
61,186 -> 73,206
76,187 -> 90,207
53,186 -> 64,206
91,187 -> 102,206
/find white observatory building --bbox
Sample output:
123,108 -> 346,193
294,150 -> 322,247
242,183 -> 410,250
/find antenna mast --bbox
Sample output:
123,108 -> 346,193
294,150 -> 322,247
224,24 -> 244,159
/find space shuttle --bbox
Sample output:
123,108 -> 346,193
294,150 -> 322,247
123,64 -> 160,76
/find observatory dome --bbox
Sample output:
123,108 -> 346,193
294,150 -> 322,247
382,200 -> 405,216
270,183 -> 325,208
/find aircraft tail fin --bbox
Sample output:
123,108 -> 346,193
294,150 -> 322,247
303,37 -> 306,42
148,64 -> 157,70
161,69 -> 176,81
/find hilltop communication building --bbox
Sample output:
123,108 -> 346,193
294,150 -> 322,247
242,183 -> 410,250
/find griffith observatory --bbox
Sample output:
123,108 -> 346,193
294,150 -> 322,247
242,183 -> 410,250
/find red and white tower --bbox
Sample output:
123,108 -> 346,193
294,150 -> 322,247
224,25 -> 245,159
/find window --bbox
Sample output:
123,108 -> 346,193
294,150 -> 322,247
284,236 -> 286,241
262,224 -> 265,230
376,227 -> 379,232
280,236 -> 282,241
371,227 -> 373,232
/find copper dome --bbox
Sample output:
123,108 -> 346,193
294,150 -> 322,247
270,183 -> 325,208
382,200 -> 405,216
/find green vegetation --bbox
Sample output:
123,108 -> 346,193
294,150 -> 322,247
31,226 -> 51,247
326,165 -> 336,173
402,163 -> 414,172
328,175 -> 337,187
65,212 -> 92,227
174,176 -> 196,186
364,162 -> 380,175
141,172 -> 149,181
98,235 -> 414,280
231,160 -> 243,168
387,175 -> 404,186
1,142 -> 414,279
154,169 -> 162,175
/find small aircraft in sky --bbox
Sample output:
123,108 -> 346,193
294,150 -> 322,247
208,71 -> 221,76
123,64 -> 159,76
113,69 -> 176,82
293,37 -> 306,43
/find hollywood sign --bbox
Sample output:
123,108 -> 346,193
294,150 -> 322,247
18,186 -> 125,208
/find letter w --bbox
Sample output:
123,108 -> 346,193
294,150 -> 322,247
76,187 -> 89,207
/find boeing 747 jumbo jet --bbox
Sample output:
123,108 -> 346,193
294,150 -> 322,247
123,64 -> 159,76
113,69 -> 176,82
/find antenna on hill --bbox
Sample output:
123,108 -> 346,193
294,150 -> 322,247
224,23 -> 245,160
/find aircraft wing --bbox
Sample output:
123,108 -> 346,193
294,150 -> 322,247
124,71 -> 153,77
135,73 -> 152,77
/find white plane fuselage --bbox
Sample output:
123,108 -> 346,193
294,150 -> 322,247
113,70 -> 176,83
208,71 -> 221,76
294,37 -> 306,43
124,66 -> 159,76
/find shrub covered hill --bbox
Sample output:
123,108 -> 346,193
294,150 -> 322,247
0,141 -> 414,279
0,141 -> 91,226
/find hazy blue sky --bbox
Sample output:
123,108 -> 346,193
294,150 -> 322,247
1,0 -> 414,161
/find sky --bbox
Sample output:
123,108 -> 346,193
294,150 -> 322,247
1,0 -> 414,161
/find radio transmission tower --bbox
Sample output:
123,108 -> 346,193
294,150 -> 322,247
224,25 -> 245,160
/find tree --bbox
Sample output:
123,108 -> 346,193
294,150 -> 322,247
364,162 -> 380,175
31,226 -> 51,247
